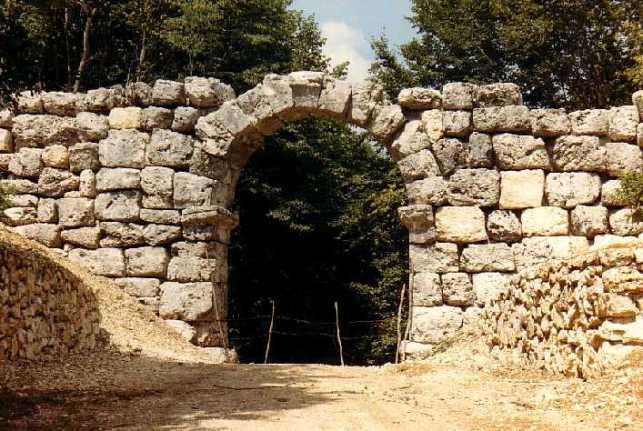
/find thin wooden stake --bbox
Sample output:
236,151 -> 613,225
334,301 -> 345,366
264,300 -> 275,364
206,249 -> 227,349
401,271 -> 414,362
395,283 -> 407,364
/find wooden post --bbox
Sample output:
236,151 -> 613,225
264,300 -> 275,364
395,283 -> 407,364
401,270 -> 414,362
334,301 -> 345,366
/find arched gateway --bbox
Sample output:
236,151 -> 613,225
1,72 -> 642,358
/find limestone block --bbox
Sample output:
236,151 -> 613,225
152,80 -> 186,106
146,129 -> 194,168
410,243 -> 459,273
16,91 -> 43,113
545,172 -> 601,208
185,77 -> 235,108
125,82 -> 153,106
592,234 -> 639,250
499,170 -> 544,209
99,129 -> 148,168
463,307 -> 483,327
318,78 -> 352,119
601,180 -> 626,207
8,194 -> 37,207
94,191 -> 141,221
472,272 -> 511,306
475,83 -> 522,107
442,83 -> 476,110
521,207 -> 569,237
401,342 -> 434,360
68,248 -> 125,277
69,143 -> 100,173
125,247 -> 169,277
389,119 -> 432,160
9,148 -> 43,178
108,107 -> 142,129
413,272 -> 443,306
0,179 -> 37,194
609,209 -> 643,236
37,198 -> 57,223
11,114 -> 83,148
411,306 -> 463,343
99,222 -> 144,247
435,206 -> 487,243
397,149 -> 441,181
96,168 -> 141,191
76,112 -> 109,141
446,168 -> 500,207
512,236 -> 589,271
0,153 -> 12,171
195,101 -> 256,144
140,209 -> 180,225
37,168 -> 79,197
57,197 -> 95,227
634,90 -> 643,121
141,107 -> 173,131
605,142 -> 643,176
173,172 -> 214,209
398,88 -> 441,110
441,273 -> 474,306
432,137 -> 493,175
369,104 -> 405,142
599,318 -> 643,345
0,129 -> 13,152
350,81 -> 384,127
79,170 -> 96,198
569,109 -> 609,136
442,111 -> 472,137
165,320 -> 197,343
605,294 -> 637,318
172,107 -> 200,133
421,109 -> 444,142
41,145 -> 69,169
466,133 -> 494,167
570,206 -> 609,238
143,224 -> 182,246
114,278 -> 161,297
159,282 -> 214,321
487,210 -> 522,242
141,166 -> 174,209
638,123 -> 643,148
473,106 -> 531,133
171,241 -> 219,258
530,109 -> 571,137
61,227 -> 100,249
552,135 -> 606,172
288,71 -> 323,110
84,88 -> 116,112
608,106 -> 638,142
0,108 -> 13,128
492,134 -> 550,169
41,91 -> 79,116
602,267 -> 643,294
14,224 -> 61,247
167,257 -> 216,282
461,243 -> 515,272
2,207 -> 37,226
398,204 -> 435,244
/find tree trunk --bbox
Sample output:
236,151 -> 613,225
72,5 -> 97,93
135,31 -> 147,81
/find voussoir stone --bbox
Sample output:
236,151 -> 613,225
406,176 -> 448,206
544,172 -> 601,208
492,134 -> 550,169
435,206 -> 488,243
350,81 -> 384,127
446,168 -> 500,207
99,129 -> 148,168
398,87 -> 441,110
461,243 -> 515,272
318,78 -> 352,119
159,282 -> 214,321
389,119 -> 432,160
369,104 -> 405,142
397,149 -> 441,182
499,170 -> 544,209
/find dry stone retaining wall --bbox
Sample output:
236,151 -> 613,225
0,72 -> 642,354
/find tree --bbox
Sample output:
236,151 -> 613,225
372,0 -> 642,109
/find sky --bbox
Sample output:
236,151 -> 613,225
291,0 -> 416,82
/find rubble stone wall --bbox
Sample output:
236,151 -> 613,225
1,72 -> 642,353
0,227 -> 100,361
480,245 -> 643,378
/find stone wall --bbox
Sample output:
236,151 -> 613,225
479,245 -> 643,378
0,227 -> 100,361
0,72 -> 642,352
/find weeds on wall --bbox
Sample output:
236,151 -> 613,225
617,171 -> 643,222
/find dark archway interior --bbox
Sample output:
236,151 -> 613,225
228,117 -> 409,365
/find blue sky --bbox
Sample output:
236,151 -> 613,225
291,0 -> 416,82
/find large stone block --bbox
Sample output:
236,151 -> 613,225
159,282 -> 214,321
141,107 -> 173,131
60,227 -> 100,249
435,206 -> 487,243
398,87 -> 441,110
37,198 -> 57,223
472,272 -> 511,306
446,168 -> 500,207
37,168 -> 79,197
512,236 -> 589,271
108,107 -> 142,129
369,104 -> 405,142
608,106 -> 638,142
0,129 -> 13,152
410,243 -> 459,273
69,142 -> 100,173
442,83 -> 475,110
172,107 -> 200,133
141,166 -> 174,209
473,106 -> 531,133
167,257 -> 217,282
398,204 -> 435,244
389,119 -> 432,160
99,222 -> 144,247
143,224 -> 182,246
605,142 -> 643,176
609,209 -> 643,236
487,210 -> 522,242
68,248 -> 126,277
570,205 -> 609,238
41,91 -> 79,116
397,149 -> 441,182
140,209 -> 180,225
442,110 -> 472,137
552,135 -> 606,172
521,207 -> 569,237
57,197 -> 94,227
475,83 -> 522,107
41,145 -> 69,169
441,273 -> 474,306
14,224 -> 61,247
8,148 -> 43,178
76,112 -> 109,141
94,191 -> 141,221
351,81 -> 384,127
99,129 -> 148,168
318,78 -> 352,119
431,137 -> 493,175
185,76 -> 235,108
569,109 -> 609,136
530,109 -> 571,137
125,247 -> 169,277
113,278 -> 161,298
11,114 -> 81,148
96,168 -> 141,191
601,180 -> 626,207
544,172 -> 601,208
421,109 -> 444,142
492,134 -> 550,169
461,243 -> 515,272
412,272 -> 443,306
2,207 -> 37,226
499,170 -> 544,209
411,306 -> 463,343
173,172 -> 214,209
288,71 -> 323,110
79,169 -> 96,198
152,79 -> 186,106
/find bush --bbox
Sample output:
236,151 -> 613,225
616,171 -> 643,222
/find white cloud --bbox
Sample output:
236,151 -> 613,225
321,21 -> 371,83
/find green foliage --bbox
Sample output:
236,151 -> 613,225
371,0 -> 642,109
0,182 -> 13,211
616,171 -> 643,222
